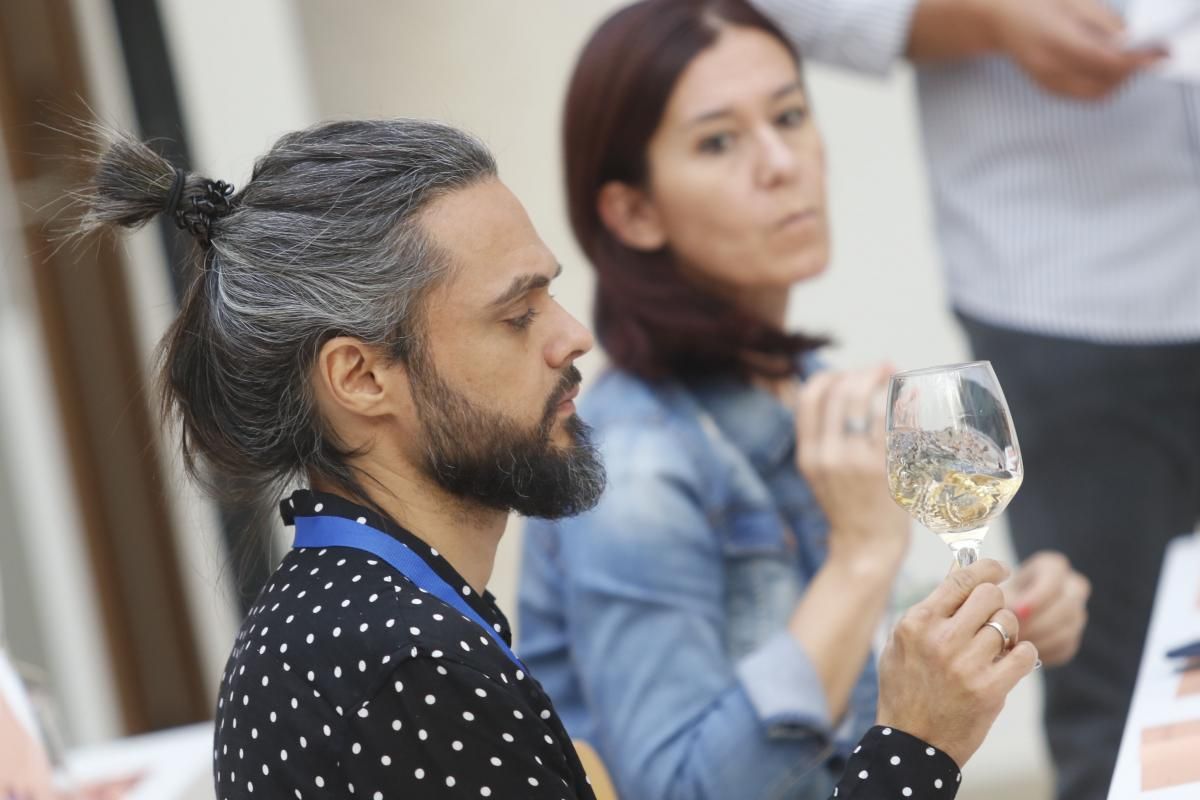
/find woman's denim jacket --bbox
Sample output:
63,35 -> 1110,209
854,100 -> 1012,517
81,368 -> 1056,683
519,367 -> 879,800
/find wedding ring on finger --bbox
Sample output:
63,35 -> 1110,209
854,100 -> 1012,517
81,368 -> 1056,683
843,416 -> 871,436
983,620 -> 1012,654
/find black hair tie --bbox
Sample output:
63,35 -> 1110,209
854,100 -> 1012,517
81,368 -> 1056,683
163,167 -> 187,222
164,169 -> 235,248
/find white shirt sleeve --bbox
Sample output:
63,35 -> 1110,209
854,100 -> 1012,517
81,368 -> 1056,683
750,0 -> 921,76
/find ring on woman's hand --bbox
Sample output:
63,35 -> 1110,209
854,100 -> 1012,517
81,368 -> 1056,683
983,620 -> 1012,653
843,417 -> 871,436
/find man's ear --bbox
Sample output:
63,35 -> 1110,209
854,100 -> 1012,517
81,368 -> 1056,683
596,180 -> 668,251
313,337 -> 405,420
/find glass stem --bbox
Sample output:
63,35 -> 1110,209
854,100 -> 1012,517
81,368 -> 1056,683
952,545 -> 979,568
949,540 -> 982,568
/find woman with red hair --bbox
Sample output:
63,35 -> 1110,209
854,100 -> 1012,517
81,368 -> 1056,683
519,2 -> 1081,798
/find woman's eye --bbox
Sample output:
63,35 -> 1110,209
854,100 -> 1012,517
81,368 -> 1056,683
776,107 -> 808,127
506,308 -> 539,331
698,132 -> 735,154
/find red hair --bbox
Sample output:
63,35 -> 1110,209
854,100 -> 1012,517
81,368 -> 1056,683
563,0 -> 826,381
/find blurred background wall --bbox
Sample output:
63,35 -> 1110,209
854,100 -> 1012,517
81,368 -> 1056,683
0,1 -> 1048,796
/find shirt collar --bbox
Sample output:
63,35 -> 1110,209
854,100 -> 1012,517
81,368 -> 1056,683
279,488 -> 511,644
686,377 -> 797,476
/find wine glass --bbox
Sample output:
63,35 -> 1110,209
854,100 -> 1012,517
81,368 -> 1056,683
885,361 -> 1023,568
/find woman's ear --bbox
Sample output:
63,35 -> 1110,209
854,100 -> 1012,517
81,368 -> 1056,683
596,180 -> 668,252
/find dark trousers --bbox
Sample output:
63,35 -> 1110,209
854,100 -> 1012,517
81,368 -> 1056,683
958,313 -> 1200,800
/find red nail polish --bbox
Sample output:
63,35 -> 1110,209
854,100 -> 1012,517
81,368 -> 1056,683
1016,603 -> 1032,622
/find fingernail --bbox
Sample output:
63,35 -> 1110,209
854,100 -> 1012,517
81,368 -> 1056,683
1015,603 -> 1032,622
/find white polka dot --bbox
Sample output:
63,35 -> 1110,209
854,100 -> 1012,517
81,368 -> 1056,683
433,614 -> 444,621
280,749 -> 287,761
314,503 -> 324,512
262,765 -> 269,776
935,779 -> 943,789
425,694 -> 436,705
357,708 -> 369,718
332,627 -> 341,637
475,688 -> 488,698
334,666 -> 342,678
418,729 -> 428,741
490,757 -> 502,767
300,736 -> 307,748
261,676 -> 269,687
463,711 -> 475,721
359,623 -> 368,633
460,641 -> 471,651
446,776 -> 456,787
374,793 -> 384,800
413,770 -> 424,780
516,670 -> 525,681
513,710 -> 524,719
882,728 -> 892,735
481,788 -> 491,797
410,627 -> 421,636
462,586 -> 471,596
502,733 -> 514,743
381,755 -> 391,766
356,517 -> 366,524
858,770 -> 869,779
358,660 -> 366,672
315,776 -> 324,788
323,724 -> 331,736
902,789 -> 912,797
306,634 -> 314,645
540,709 -> 551,720
352,743 -> 361,754
432,650 -> 444,658
394,681 -> 404,692
452,740 -> 463,751
927,747 -> 936,756
528,777 -> 539,787
392,719 -> 402,731
891,756 -> 901,765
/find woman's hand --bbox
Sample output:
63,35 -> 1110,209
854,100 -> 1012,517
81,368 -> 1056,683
877,559 -> 1039,768
795,364 -> 910,567
1004,550 -> 1090,667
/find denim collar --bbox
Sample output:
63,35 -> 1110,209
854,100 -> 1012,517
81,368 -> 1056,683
685,376 -> 797,477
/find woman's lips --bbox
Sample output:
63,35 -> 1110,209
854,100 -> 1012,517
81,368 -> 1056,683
776,209 -> 818,230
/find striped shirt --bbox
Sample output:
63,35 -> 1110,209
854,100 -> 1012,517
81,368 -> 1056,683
755,0 -> 1200,344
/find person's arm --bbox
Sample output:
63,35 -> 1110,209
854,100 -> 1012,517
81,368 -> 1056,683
753,0 -> 1164,99
826,560 -> 1039,799
552,423 -> 870,800
750,0 -> 922,75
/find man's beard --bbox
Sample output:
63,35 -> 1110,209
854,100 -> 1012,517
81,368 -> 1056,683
407,359 -> 606,519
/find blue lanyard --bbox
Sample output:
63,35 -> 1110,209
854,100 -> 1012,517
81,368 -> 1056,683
292,514 -> 524,670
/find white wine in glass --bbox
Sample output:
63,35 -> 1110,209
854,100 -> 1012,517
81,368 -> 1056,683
885,361 -> 1023,568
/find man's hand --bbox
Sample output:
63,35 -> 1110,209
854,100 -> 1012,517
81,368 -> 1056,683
877,559 -> 1039,768
909,0 -> 1165,99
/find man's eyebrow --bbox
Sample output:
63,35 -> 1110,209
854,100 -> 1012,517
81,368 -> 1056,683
489,263 -> 563,309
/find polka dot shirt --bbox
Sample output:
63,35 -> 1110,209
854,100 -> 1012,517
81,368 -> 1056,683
829,725 -> 962,799
212,490 -> 596,799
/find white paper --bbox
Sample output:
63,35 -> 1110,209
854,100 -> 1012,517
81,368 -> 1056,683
1125,0 -> 1200,82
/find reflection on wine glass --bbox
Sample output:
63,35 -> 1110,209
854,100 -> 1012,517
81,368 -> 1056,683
885,361 -> 1023,568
